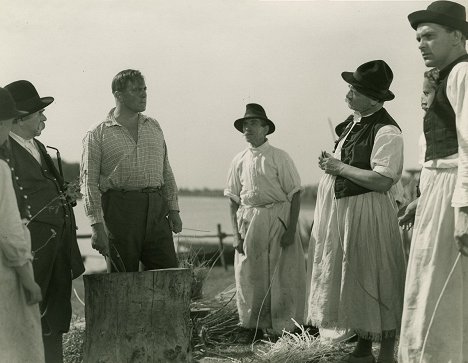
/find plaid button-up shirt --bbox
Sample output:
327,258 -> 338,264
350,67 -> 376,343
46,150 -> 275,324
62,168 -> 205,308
81,108 -> 179,225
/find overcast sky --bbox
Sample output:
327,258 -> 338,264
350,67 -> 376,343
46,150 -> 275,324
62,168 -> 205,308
2,0 -> 466,189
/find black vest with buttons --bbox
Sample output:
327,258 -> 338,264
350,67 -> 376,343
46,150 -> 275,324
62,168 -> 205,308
9,137 -> 68,227
334,108 -> 401,199
0,142 -> 31,219
424,54 -> 468,161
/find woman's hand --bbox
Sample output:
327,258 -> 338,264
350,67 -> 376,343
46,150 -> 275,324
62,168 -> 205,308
318,151 -> 346,176
398,198 -> 419,230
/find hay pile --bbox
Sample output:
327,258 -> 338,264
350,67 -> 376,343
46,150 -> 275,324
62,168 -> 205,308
191,284 -> 244,347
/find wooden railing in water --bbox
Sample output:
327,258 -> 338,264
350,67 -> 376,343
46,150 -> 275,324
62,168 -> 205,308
77,223 -> 232,271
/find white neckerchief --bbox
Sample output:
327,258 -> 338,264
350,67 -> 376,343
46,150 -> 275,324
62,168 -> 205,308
10,132 -> 42,165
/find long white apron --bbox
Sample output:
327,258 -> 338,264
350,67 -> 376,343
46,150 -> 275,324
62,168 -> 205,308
398,167 -> 468,363
235,201 -> 306,334
307,173 -> 405,341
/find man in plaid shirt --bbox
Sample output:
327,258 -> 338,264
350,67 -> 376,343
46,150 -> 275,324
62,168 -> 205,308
81,69 -> 182,272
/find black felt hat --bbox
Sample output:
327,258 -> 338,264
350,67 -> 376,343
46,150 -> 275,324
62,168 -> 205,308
408,1 -> 468,36
234,103 -> 275,134
341,60 -> 395,101
5,80 -> 54,116
0,87 -> 28,122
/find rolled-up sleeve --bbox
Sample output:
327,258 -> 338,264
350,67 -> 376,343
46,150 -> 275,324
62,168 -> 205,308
0,161 -> 32,267
370,125 -> 404,184
449,63 -> 468,208
276,150 -> 302,202
224,156 -> 242,204
161,141 -> 180,211
81,130 -> 104,225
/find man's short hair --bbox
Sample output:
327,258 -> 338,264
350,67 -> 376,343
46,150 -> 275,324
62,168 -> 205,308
111,69 -> 145,94
440,25 -> 467,44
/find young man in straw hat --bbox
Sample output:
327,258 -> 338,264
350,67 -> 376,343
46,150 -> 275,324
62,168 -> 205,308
399,1 -> 468,363
5,80 -> 85,363
81,69 -> 182,272
224,103 -> 306,340
399,1 -> 468,362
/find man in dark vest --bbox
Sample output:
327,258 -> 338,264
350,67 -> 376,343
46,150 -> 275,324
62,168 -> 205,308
5,80 -> 85,363
398,1 -> 468,362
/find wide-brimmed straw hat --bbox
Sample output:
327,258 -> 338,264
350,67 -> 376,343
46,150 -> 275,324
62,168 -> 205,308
234,103 -> 275,135
0,87 -> 28,122
341,60 -> 395,101
408,1 -> 468,36
5,80 -> 54,116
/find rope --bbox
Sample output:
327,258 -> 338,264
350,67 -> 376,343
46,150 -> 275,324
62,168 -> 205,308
74,287 -> 85,306
418,252 -> 461,363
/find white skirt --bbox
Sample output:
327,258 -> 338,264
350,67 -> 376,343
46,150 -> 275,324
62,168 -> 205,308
306,174 -> 406,341
234,202 -> 306,334
398,167 -> 468,363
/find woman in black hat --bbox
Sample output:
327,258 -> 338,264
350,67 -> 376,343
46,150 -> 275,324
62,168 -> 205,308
0,87 -> 44,362
306,60 -> 406,363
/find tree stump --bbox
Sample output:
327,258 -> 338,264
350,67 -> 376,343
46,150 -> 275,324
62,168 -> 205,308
83,268 -> 192,363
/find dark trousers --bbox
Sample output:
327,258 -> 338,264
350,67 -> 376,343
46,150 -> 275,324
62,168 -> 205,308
29,220 -> 72,363
43,333 -> 63,363
102,189 -> 178,272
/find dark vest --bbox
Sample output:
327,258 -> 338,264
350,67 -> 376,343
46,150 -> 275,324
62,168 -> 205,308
9,136 -> 85,279
0,142 -> 31,219
424,54 -> 468,161
9,137 -> 67,227
334,108 -> 401,199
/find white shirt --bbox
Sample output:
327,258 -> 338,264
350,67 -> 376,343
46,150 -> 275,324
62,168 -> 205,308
334,110 -> 404,184
9,132 -> 41,165
224,141 -> 302,207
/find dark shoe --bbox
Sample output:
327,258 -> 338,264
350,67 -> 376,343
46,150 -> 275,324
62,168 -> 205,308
235,328 -> 264,344
339,353 -> 376,363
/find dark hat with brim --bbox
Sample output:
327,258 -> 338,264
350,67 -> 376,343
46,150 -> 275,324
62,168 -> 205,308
5,80 -> 54,116
0,87 -> 28,122
234,103 -> 275,135
408,1 -> 468,36
342,60 -> 395,101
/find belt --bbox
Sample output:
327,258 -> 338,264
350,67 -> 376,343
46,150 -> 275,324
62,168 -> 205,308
107,186 -> 162,193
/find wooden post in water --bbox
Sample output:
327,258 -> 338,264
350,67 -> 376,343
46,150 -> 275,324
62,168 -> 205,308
217,223 -> 228,271
83,268 -> 192,363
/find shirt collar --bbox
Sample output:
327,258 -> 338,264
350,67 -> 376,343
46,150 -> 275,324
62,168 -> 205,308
10,131 -> 35,144
104,108 -> 148,127
439,54 -> 468,80
249,139 -> 270,151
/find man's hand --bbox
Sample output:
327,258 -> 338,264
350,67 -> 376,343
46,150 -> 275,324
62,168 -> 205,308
398,198 -> 419,230
280,229 -> 295,248
23,281 -> 42,305
233,232 -> 245,255
319,151 -> 346,176
455,207 -> 468,256
91,223 -> 109,256
168,210 -> 183,234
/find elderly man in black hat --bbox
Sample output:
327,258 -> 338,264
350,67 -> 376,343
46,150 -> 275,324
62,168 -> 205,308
224,103 -> 306,340
399,1 -> 468,362
5,80 -> 85,363
306,60 -> 405,363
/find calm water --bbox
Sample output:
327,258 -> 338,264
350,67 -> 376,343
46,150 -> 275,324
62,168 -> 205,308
75,196 -> 314,272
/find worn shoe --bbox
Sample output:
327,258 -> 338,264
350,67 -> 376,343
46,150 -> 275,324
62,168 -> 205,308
234,328 -> 264,344
339,353 -> 376,363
